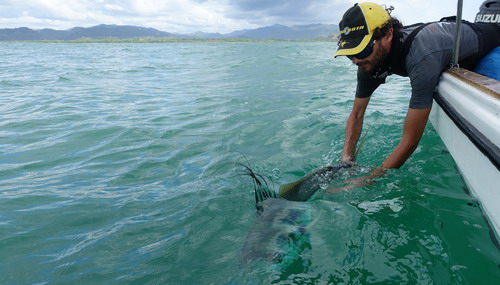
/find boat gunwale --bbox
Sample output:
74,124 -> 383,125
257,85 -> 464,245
445,68 -> 500,99
435,69 -> 500,171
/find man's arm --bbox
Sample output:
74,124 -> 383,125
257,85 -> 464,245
329,106 -> 432,193
382,106 -> 432,168
342,96 -> 371,163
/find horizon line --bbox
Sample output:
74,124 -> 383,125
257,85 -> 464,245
0,23 -> 340,35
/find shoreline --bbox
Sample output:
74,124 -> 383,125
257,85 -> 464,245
0,37 -> 337,43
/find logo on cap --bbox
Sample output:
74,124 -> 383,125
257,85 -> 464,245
340,40 -> 349,47
340,26 -> 366,36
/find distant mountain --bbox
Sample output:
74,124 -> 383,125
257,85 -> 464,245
0,24 -> 174,41
67,25 -> 174,40
227,24 -> 338,40
0,23 -> 338,41
185,24 -> 339,40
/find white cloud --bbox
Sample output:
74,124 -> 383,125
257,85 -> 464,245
104,4 -> 125,12
0,0 -> 484,33
30,0 -> 90,21
387,0 -> 479,25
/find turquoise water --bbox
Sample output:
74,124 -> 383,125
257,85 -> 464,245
0,42 -> 499,284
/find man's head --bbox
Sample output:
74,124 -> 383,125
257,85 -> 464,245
336,2 -> 400,72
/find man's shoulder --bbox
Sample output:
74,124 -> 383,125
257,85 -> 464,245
403,21 -> 456,34
404,21 -> 477,69
406,21 -> 477,49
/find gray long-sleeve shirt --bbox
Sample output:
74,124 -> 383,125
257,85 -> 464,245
355,22 -> 479,109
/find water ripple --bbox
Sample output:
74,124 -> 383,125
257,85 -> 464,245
0,42 -> 498,284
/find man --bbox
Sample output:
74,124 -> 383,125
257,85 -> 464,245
335,2 -> 500,176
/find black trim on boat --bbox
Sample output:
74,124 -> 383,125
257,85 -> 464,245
434,93 -> 500,172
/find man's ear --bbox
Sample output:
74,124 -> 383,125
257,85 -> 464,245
380,27 -> 393,48
385,28 -> 394,42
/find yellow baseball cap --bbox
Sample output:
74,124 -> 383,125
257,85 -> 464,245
335,2 -> 390,57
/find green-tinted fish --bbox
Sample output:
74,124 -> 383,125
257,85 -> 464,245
240,198 -> 312,272
238,164 -> 313,274
238,128 -> 368,272
278,162 -> 352,201
238,161 -> 350,274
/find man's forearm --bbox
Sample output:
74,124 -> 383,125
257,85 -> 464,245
381,107 -> 431,169
382,139 -> 419,168
342,112 -> 364,162
342,97 -> 370,162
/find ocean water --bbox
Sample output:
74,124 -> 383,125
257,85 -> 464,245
0,41 -> 499,284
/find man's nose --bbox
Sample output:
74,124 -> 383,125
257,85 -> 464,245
351,57 -> 361,64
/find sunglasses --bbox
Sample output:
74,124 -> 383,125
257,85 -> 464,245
346,40 -> 377,60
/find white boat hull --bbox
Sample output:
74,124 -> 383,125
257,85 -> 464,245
430,69 -> 500,239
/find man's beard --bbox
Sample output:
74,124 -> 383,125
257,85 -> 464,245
357,43 -> 390,74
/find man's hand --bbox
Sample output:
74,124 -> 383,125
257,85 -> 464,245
327,166 -> 386,193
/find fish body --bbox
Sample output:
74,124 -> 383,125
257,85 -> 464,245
240,198 -> 312,269
239,162 -> 350,271
238,129 -> 366,272
278,162 -> 351,201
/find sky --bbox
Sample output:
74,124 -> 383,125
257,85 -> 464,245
0,0 -> 482,34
